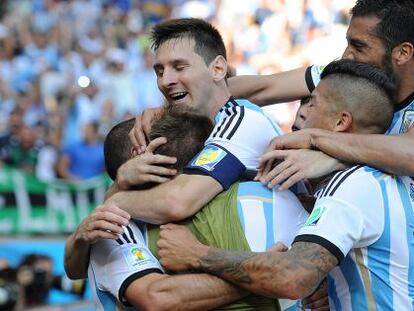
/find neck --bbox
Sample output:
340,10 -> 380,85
395,64 -> 414,102
207,85 -> 232,122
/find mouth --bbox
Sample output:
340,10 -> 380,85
169,91 -> 188,102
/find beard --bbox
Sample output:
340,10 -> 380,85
380,50 -> 396,84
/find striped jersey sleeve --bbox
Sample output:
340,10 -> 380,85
88,221 -> 163,307
294,166 -> 385,262
184,98 -> 282,190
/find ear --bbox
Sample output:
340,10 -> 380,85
210,55 -> 228,82
334,111 -> 353,132
393,42 -> 414,66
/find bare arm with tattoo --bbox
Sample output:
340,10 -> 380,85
157,224 -> 338,300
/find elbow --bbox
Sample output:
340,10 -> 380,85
64,262 -> 86,280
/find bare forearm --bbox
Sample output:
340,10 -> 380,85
310,129 -> 414,176
105,175 -> 222,224
64,233 -> 90,279
228,68 -> 309,106
105,190 -> 171,224
148,273 -> 248,311
192,243 -> 335,300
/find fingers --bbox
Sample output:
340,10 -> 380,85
78,204 -> 130,243
260,159 -> 290,184
279,171 -> 304,191
96,204 -> 131,224
138,174 -> 172,184
302,295 -> 330,310
142,108 -> 158,139
267,165 -> 297,188
146,137 -> 167,153
146,154 -> 177,166
302,279 -> 329,310
129,114 -> 147,154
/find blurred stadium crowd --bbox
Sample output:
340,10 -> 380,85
0,0 -> 355,182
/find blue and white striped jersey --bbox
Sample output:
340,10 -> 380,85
295,165 -> 414,310
185,97 -> 283,189
237,182 -> 309,251
306,65 -> 414,135
88,220 -> 163,311
237,181 -> 309,311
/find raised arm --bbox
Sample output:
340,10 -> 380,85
228,67 -> 310,106
126,272 -> 247,311
308,127 -> 414,176
105,174 -> 223,224
271,127 -> 414,176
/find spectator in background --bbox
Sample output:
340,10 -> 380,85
135,48 -> 165,112
17,254 -> 54,308
2,124 -> 41,174
0,0 -> 356,180
57,122 -> 104,181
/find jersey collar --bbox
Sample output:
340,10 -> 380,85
394,90 -> 414,112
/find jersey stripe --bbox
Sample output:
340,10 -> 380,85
319,170 -> 346,198
354,249 -> 377,311
126,225 -> 137,244
397,179 -> 414,310
211,113 -> 229,137
219,107 -> 238,138
91,264 -> 117,311
327,274 -> 342,311
340,255 -> 369,310
367,176 -> 393,309
121,232 -> 131,243
328,166 -> 363,196
263,199 -> 274,249
227,106 -> 245,139
239,198 -> 267,251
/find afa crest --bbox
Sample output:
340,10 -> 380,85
399,110 -> 414,134
192,145 -> 227,171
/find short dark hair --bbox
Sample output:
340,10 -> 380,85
320,59 -> 395,134
151,18 -> 227,65
149,106 -> 214,172
104,118 -> 135,181
351,0 -> 414,54
103,107 -> 214,181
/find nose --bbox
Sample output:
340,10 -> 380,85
342,46 -> 355,60
292,105 -> 307,131
158,68 -> 178,89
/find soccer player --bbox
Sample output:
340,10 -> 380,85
230,0 -> 414,189
88,109 -> 308,310
130,0 -> 414,188
65,18 -> 285,280
157,60 -> 414,310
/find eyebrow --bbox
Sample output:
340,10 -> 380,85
153,59 -> 189,71
348,37 -> 368,48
